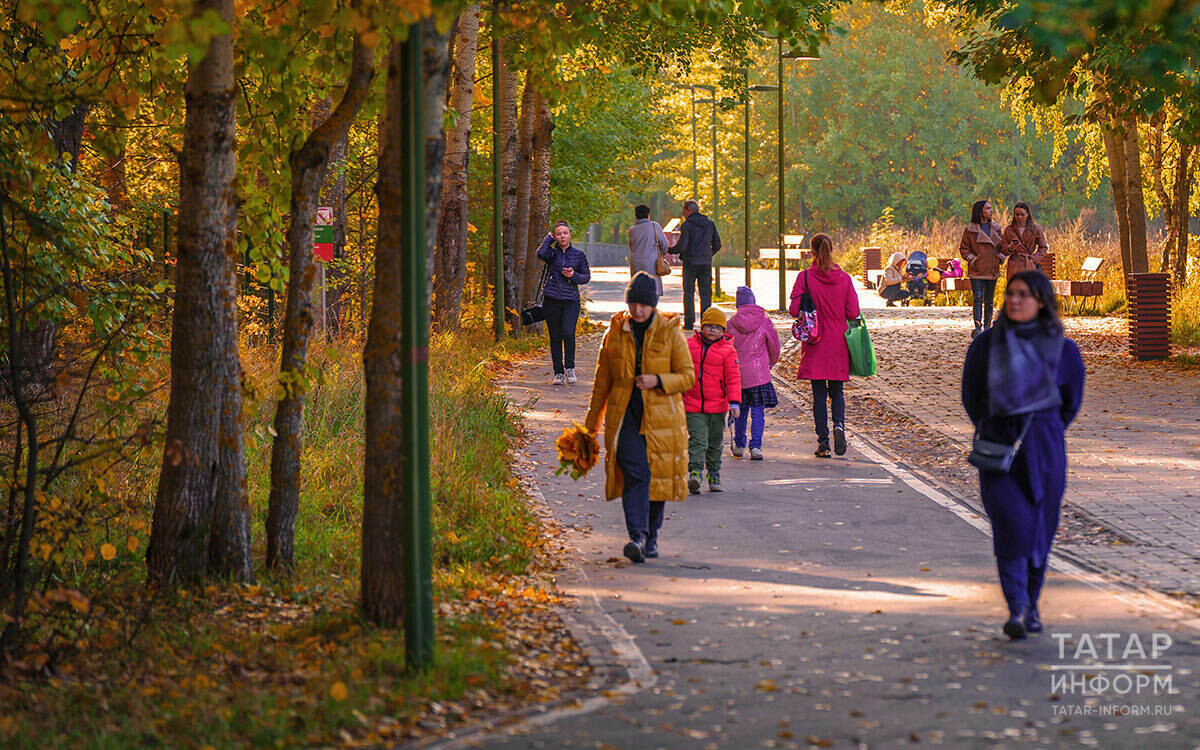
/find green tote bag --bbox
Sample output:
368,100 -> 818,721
845,314 -> 877,377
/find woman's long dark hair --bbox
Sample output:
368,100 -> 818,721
1010,201 -> 1034,226
997,270 -> 1062,334
970,199 -> 990,225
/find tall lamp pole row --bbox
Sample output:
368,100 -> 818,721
693,84 -> 718,296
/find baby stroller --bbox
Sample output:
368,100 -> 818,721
904,250 -> 931,304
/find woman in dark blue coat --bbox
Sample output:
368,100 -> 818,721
961,270 -> 1085,640
536,221 -> 591,385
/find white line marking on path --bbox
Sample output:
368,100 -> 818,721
775,378 -> 1200,634
425,472 -> 656,749
763,477 -> 894,486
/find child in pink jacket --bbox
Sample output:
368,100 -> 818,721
728,287 -> 781,460
683,306 -> 741,493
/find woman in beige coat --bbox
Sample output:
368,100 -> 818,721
959,199 -> 1006,337
585,272 -> 695,563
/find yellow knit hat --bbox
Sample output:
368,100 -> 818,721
700,306 -> 727,328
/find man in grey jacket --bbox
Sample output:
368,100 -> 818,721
628,204 -> 669,297
675,199 -> 722,330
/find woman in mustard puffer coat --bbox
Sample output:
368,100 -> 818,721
585,272 -> 695,563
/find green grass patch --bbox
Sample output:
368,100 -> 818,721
1,322 -> 560,747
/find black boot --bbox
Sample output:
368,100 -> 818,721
1026,563 -> 1046,633
1004,606 -> 1030,640
644,535 -> 658,559
623,535 -> 646,564
1025,607 -> 1042,633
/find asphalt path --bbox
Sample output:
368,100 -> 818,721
475,268 -> 1200,749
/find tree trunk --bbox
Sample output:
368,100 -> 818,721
498,54 -> 521,334
98,140 -> 128,212
1122,116 -> 1150,275
1174,143 -> 1192,286
361,19 -> 449,626
46,103 -> 88,173
266,35 -> 375,572
1102,117 -> 1134,280
433,3 -> 479,331
147,0 -> 252,584
511,77 -> 537,330
0,204 -> 40,649
521,86 -> 553,311
422,20 -> 452,264
1148,118 -> 1175,275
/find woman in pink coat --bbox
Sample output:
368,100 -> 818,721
728,286 -> 781,460
788,233 -> 861,457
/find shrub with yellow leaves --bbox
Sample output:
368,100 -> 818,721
554,422 -> 599,480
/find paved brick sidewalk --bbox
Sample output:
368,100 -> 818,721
777,299 -> 1200,598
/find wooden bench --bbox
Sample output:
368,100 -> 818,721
1051,257 -> 1105,311
758,240 -> 811,270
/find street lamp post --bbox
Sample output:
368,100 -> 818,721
772,41 -> 820,313
694,84 -> 719,296
691,86 -> 698,199
776,37 -> 785,313
746,76 -> 780,289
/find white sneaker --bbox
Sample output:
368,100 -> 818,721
750,447 -> 763,461
565,368 -> 577,384
551,373 -> 565,386
731,444 -> 744,458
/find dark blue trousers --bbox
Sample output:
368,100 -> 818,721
543,297 -> 580,374
617,418 -> 665,543
971,278 -> 997,331
996,556 -> 1047,614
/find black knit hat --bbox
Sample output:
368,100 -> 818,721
625,271 -> 659,307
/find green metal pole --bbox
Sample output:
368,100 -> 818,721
691,87 -> 698,199
492,23 -> 504,342
1016,122 -> 1021,201
777,37 -> 786,313
744,72 -> 751,287
400,22 -> 434,669
712,98 -> 720,297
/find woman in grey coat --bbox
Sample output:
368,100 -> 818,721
628,203 -> 669,296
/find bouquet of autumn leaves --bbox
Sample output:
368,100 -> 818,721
555,422 -> 599,480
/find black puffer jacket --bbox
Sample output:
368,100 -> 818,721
676,212 -> 722,265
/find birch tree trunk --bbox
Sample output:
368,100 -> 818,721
497,54 -> 521,334
511,77 -> 537,332
521,86 -> 553,312
433,4 -> 479,331
266,35 -> 375,572
147,0 -> 252,583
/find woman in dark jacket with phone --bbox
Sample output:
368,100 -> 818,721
961,270 -> 1085,640
537,221 -> 591,385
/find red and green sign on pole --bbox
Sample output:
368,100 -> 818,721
314,206 -> 335,262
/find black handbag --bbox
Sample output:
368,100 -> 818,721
968,413 -> 1033,472
521,262 -> 551,326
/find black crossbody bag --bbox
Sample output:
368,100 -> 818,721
521,262 -> 552,326
968,413 -> 1033,473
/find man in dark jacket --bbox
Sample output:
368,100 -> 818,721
676,200 -> 722,329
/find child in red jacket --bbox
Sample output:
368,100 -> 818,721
683,307 -> 741,493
